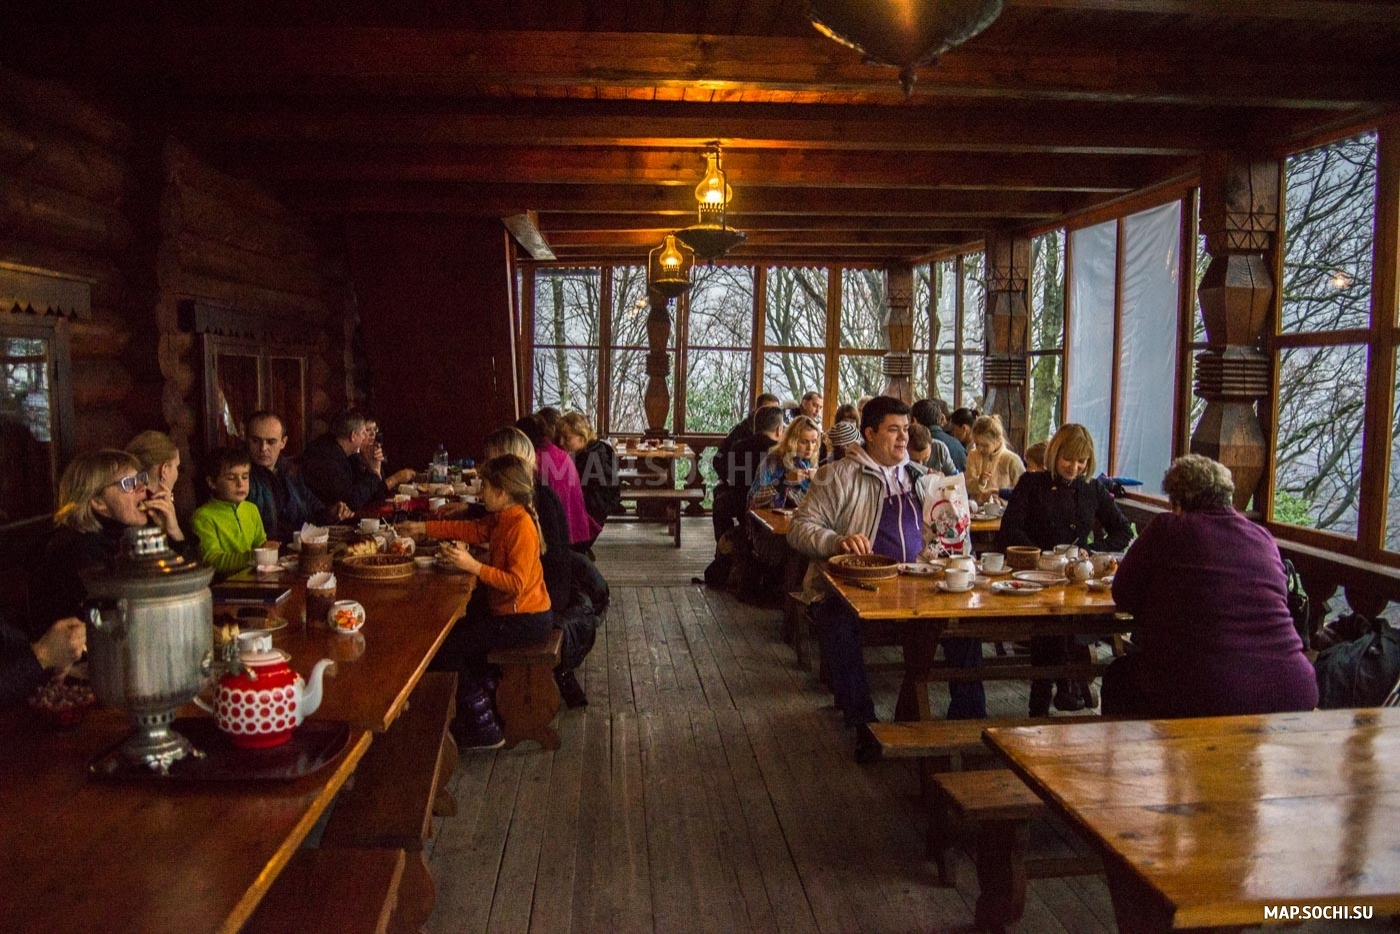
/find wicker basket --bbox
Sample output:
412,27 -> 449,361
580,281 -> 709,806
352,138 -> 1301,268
338,554 -> 415,581
1005,546 -> 1041,571
827,553 -> 899,581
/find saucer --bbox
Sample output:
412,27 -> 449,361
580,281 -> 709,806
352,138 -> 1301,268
977,564 -> 1012,576
1084,577 -> 1114,592
898,562 -> 939,576
254,564 -> 283,574
1013,570 -> 1068,585
937,580 -> 974,593
993,580 -> 1044,595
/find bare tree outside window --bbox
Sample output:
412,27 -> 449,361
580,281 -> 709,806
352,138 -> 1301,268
763,267 -> 827,404
1271,131 -> 1377,536
838,268 -> 888,405
1027,230 -> 1065,446
532,268 -> 601,417
683,265 -> 754,433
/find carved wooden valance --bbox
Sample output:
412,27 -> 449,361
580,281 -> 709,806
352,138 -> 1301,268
0,262 -> 92,320
181,298 -> 307,347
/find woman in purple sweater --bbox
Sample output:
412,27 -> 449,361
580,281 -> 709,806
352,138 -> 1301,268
1105,455 -> 1317,718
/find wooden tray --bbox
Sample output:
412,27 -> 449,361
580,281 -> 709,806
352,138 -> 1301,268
827,553 -> 899,581
338,554 -> 415,581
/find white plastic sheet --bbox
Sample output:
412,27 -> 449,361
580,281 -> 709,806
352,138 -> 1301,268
1067,221 -> 1117,454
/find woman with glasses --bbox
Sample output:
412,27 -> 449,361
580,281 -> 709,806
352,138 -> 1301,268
25,449 -> 189,638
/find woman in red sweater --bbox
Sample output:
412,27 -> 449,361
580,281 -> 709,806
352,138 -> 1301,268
404,454 -> 553,749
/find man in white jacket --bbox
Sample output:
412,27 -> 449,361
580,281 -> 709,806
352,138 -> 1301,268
789,397 -> 985,759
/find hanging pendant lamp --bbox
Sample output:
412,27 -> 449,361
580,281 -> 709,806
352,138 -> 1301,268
647,234 -> 695,300
676,144 -> 747,262
809,0 -> 1004,96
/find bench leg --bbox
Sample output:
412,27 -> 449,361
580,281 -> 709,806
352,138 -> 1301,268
496,662 -> 562,750
391,851 -> 435,934
432,732 -> 459,817
673,501 -> 682,547
926,784 -> 956,885
973,819 -> 1030,934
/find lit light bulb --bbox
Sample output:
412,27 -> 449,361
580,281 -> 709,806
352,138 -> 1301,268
1330,269 -> 1354,290
659,236 -> 684,270
694,150 -> 732,208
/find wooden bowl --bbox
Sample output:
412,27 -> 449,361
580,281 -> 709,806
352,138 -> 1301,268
1005,546 -> 1041,571
338,554 -> 415,581
827,553 -> 899,581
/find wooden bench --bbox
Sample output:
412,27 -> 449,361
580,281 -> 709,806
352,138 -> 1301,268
488,628 -> 563,750
244,847 -> 406,934
617,486 -> 705,547
931,769 -> 1101,933
321,672 -> 458,934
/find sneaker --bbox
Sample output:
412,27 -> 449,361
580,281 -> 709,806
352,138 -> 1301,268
1053,681 -> 1086,712
452,715 -> 505,751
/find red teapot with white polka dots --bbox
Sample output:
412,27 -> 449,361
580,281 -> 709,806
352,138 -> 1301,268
197,634 -> 335,748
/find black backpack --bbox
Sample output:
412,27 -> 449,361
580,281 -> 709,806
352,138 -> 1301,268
1315,616 -> 1400,709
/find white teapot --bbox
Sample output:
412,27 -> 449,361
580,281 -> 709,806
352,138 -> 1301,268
1067,557 -> 1096,582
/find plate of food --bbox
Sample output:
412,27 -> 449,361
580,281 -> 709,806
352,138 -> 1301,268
1012,570 -> 1068,585
992,579 -> 1045,595
898,562 -> 939,576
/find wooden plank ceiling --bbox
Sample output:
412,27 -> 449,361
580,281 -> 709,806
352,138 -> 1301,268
8,0 -> 1399,264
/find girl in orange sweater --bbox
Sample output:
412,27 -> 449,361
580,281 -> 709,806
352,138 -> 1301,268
402,454 -> 553,749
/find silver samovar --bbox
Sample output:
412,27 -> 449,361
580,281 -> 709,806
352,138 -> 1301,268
82,526 -> 215,773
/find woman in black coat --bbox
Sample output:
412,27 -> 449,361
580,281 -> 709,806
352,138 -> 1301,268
996,424 -> 1132,715
557,412 -> 620,546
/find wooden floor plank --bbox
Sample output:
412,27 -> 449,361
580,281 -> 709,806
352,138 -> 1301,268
426,519 -> 1134,934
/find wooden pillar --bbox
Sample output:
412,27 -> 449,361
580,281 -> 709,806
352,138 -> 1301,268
1191,152 -> 1279,512
983,232 -> 1031,454
643,291 -> 673,439
882,263 -> 914,403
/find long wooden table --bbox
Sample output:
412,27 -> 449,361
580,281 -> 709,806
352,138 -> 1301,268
984,709 -> 1400,932
0,565 -> 475,934
825,568 -> 1125,720
0,707 -> 371,934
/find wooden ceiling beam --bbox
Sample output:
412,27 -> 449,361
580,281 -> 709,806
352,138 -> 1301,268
43,28 -> 1398,108
285,183 -> 1087,217
176,99 -> 1247,156
233,146 -> 1172,192
546,244 -> 930,261
538,213 -> 988,231
546,229 -> 980,248
1006,0 -> 1400,25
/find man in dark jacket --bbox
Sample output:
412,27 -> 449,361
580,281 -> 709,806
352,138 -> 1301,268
711,393 -> 780,540
911,398 -> 967,472
245,411 -> 352,539
301,409 -> 415,511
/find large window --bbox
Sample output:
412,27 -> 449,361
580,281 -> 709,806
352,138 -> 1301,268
1,318 -> 70,527
838,268 -> 887,405
1066,201 -> 1184,492
762,266 -> 827,406
609,265 -> 668,434
680,265 -> 754,434
1273,131 -> 1378,538
531,268 -> 602,419
1027,230 -> 1065,447
920,252 -> 985,411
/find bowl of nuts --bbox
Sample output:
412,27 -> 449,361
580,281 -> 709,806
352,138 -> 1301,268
29,679 -> 97,730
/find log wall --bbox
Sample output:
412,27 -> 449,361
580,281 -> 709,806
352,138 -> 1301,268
1,66 -> 354,517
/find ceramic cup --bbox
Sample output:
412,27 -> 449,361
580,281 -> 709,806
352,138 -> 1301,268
428,496 -> 448,512
1054,543 -> 1079,557
305,577 -> 337,630
1090,553 -> 1117,577
981,552 -> 1005,572
358,518 -> 381,534
944,568 -> 973,589
253,543 -> 280,567
948,555 -> 977,575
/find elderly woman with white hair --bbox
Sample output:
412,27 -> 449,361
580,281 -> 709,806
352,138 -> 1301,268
1104,454 -> 1318,718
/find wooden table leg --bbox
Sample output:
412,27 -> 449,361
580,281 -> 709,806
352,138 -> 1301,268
897,627 -> 939,721
973,819 -> 1030,934
1103,854 -> 1177,934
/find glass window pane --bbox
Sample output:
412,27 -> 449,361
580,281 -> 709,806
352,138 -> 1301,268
912,264 -> 931,353
266,356 -> 306,457
762,351 -> 824,408
687,265 -> 754,347
213,351 -> 261,449
1194,224 -> 1208,344
1272,343 -> 1366,536
764,266 -> 827,348
840,269 -> 887,350
960,352 -> 984,411
610,265 -> 664,348
1066,220 -> 1118,452
934,259 -> 957,351
962,251 -> 985,353
534,268 -> 602,346
838,354 -> 884,405
533,346 -> 600,417
0,334 -> 57,524
1027,353 -> 1062,448
1115,201 -> 1182,490
684,348 -> 750,434
1030,230 -> 1065,352
1387,348 -> 1400,551
933,351 -> 955,404
1280,131 -> 1377,334
609,348 -> 669,434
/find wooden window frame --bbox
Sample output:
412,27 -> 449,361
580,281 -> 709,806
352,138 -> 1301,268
0,312 -> 75,533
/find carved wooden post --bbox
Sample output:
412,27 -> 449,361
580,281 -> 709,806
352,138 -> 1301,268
1192,153 -> 1279,511
882,263 -> 914,403
983,232 -> 1030,454
643,290 -> 673,439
